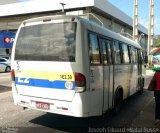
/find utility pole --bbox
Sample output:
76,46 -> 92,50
148,0 -> 154,55
133,0 -> 138,43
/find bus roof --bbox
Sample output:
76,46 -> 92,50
21,15 -> 142,49
82,17 -> 142,49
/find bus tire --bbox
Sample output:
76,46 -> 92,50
114,90 -> 123,114
5,66 -> 11,72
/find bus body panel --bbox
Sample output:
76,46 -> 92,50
114,65 -> 129,99
108,65 -> 114,109
11,15 -> 146,117
11,16 -> 94,117
103,65 -> 114,111
129,64 -> 139,95
12,61 -> 79,101
12,83 -> 90,117
89,66 -> 103,116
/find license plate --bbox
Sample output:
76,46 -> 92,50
36,102 -> 50,110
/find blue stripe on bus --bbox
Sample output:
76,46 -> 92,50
15,77 -> 75,90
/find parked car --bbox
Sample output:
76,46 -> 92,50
0,58 -> 11,72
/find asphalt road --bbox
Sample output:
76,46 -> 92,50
0,72 -> 11,93
0,89 -> 156,133
0,70 -> 157,133
0,72 -> 11,84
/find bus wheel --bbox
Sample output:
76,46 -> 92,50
114,91 -> 122,114
5,66 -> 11,72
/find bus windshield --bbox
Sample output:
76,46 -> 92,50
15,22 -> 76,61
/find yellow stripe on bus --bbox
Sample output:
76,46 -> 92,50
15,70 -> 75,81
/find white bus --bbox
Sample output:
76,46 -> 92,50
11,15 -> 147,117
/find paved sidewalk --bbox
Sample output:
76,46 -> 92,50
130,70 -> 160,132
131,93 -> 156,126
146,69 -> 155,75
130,93 -> 160,133
144,69 -> 155,89
0,85 -> 11,93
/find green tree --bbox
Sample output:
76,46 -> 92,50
153,35 -> 160,47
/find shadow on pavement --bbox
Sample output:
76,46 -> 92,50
29,91 -> 155,133
0,85 -> 11,93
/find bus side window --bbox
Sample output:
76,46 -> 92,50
128,46 -> 132,63
121,43 -> 130,64
114,41 -> 122,64
135,48 -> 138,63
100,39 -> 111,65
137,49 -> 142,65
110,41 -> 114,64
140,50 -> 144,64
88,33 -> 101,64
130,47 -> 136,63
106,40 -> 112,64
101,41 -> 108,64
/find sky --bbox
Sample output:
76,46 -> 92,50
108,0 -> 160,35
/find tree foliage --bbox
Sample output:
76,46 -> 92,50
153,35 -> 160,47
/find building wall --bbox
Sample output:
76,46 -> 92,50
0,13 -> 55,31
88,13 -> 147,50
0,10 -> 148,50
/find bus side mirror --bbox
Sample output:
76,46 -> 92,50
144,55 -> 148,64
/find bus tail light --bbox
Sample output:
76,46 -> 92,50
75,73 -> 86,93
11,69 -> 15,81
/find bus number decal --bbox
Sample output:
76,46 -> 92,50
17,73 -> 30,84
60,74 -> 72,80
65,81 -> 73,90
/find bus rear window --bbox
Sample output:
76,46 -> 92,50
15,22 -> 76,61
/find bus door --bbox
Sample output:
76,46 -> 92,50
100,39 -> 113,112
89,33 -> 103,116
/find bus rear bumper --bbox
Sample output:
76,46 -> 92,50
12,85 -> 90,117
16,95 -> 89,117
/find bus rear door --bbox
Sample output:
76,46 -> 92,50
100,38 -> 114,112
